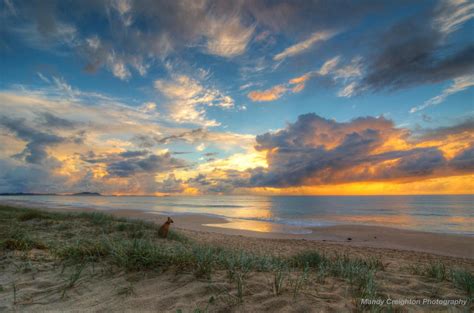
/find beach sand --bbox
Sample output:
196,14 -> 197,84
88,207 -> 474,260
1,202 -> 473,312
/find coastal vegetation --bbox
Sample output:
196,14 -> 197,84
1,205 -> 472,312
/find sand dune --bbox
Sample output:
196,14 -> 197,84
1,204 -> 473,312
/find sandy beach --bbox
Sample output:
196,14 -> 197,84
1,203 -> 473,312
2,199 -> 473,260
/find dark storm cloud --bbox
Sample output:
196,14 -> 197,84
156,128 -> 208,144
132,134 -> 157,148
171,151 -> 193,155
211,113 -> 472,189
245,0 -> 390,35
132,128 -> 208,148
106,153 -> 187,177
394,148 -> 446,176
187,172 -> 239,194
155,174 -> 185,193
0,159 -> 68,193
5,0 -> 413,79
38,112 -> 79,129
416,117 -> 474,141
450,145 -> 474,171
358,2 -> 474,92
0,116 -> 64,164
118,150 -> 149,158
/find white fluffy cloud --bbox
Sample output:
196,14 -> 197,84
273,30 -> 336,61
155,74 -> 234,126
205,16 -> 255,58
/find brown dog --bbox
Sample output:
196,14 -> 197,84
158,217 -> 174,238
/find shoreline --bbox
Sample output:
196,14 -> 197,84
2,200 -> 473,260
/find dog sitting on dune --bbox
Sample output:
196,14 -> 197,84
158,217 -> 174,238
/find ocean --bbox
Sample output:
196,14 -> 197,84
1,195 -> 473,235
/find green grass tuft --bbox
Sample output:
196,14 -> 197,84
193,246 -> 217,279
1,228 -> 47,251
17,210 -> 49,221
291,251 -> 328,268
105,238 -> 177,271
451,268 -> 474,297
55,239 -> 109,262
424,261 -> 447,281
167,229 -> 190,244
78,211 -> 115,226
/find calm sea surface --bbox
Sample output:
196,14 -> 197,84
1,195 -> 473,235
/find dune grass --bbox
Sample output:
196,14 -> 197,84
1,227 -> 47,251
451,268 -> 474,298
1,204 -> 473,310
407,261 -> 473,298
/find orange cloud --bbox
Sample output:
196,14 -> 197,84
247,85 -> 287,102
291,83 -> 306,93
244,174 -> 474,195
289,73 -> 311,85
249,56 -> 342,101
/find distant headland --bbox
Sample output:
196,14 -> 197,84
0,192 -> 102,196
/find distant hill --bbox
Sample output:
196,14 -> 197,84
0,192 -> 103,196
0,192 -> 57,196
71,192 -> 102,196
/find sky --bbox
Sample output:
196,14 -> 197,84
0,0 -> 473,195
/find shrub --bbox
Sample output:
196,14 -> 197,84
1,228 -> 47,251
424,262 -> 447,281
193,246 -> 216,279
291,251 -> 328,268
17,210 -> 49,221
106,238 -> 176,271
56,239 -> 109,262
451,268 -> 474,297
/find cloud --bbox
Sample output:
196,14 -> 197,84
334,56 -> 363,80
14,22 -> 78,51
318,56 -> 341,75
52,76 -> 79,99
337,82 -> 358,98
104,152 -> 187,177
196,143 -> 206,152
0,116 -> 65,164
434,0 -> 474,35
107,52 -> 131,80
195,113 -> 473,190
247,84 -> 287,102
155,174 -> 185,194
246,0 -> 389,35
3,0 -> 258,79
450,144 -> 474,170
37,72 -> 50,83
205,15 -> 255,57
38,112 -> 79,129
155,74 -> 234,126
139,102 -> 158,114
0,159 -> 68,194
410,74 -> 474,113
0,83 -> 255,195
415,116 -> 474,140
248,55 -> 355,101
359,0 -> 474,92
273,30 -> 336,61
